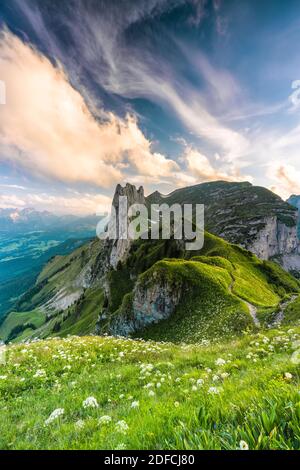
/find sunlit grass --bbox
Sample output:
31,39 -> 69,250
0,326 -> 299,450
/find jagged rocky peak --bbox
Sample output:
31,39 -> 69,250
112,183 -> 145,209
109,183 -> 146,268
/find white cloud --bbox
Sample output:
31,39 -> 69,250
0,194 -> 27,209
0,30 -> 179,188
16,1 -> 249,164
268,163 -> 300,200
0,190 -> 112,215
184,146 -> 249,182
289,80 -> 300,111
0,184 -> 27,190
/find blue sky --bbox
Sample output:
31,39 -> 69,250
1,0 -> 300,214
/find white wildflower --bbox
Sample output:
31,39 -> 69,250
75,419 -> 85,430
131,401 -> 139,409
239,440 -> 249,450
83,396 -> 99,408
34,369 -> 46,378
215,358 -> 226,366
99,415 -> 112,425
221,372 -> 229,379
115,420 -> 129,434
45,408 -> 64,425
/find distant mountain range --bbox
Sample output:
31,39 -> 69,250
287,195 -> 300,238
0,207 -> 100,233
288,195 -> 300,209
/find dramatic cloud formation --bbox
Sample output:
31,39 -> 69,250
14,0 -> 249,163
0,30 -> 179,188
184,146 -> 248,182
1,0 -> 300,212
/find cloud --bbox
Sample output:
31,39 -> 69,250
0,184 -> 27,190
0,29 -> 179,188
187,0 -> 208,26
0,189 -> 112,215
289,80 -> 300,111
14,0 -> 249,164
269,163 -> 300,200
0,194 -> 27,209
184,146 -> 248,182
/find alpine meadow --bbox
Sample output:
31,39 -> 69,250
1,0 -> 300,456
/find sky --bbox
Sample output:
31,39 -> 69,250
1,0 -> 300,214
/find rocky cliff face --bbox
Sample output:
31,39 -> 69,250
148,181 -> 300,270
109,183 -> 146,268
107,272 -> 183,336
245,216 -> 299,259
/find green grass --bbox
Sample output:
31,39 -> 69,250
103,232 -> 299,341
0,327 -> 300,450
0,309 -> 46,343
16,239 -> 103,313
282,296 -> 300,326
57,287 -> 104,337
130,259 -> 251,343
4,287 -> 105,343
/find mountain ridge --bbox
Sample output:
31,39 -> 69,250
2,180 -> 300,344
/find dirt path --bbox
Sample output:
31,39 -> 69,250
271,295 -> 298,326
245,301 -> 260,327
228,275 -> 260,327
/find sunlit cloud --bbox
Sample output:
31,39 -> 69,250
184,146 -> 250,182
0,30 -> 179,188
269,163 -> 300,200
15,0 -> 249,164
0,189 -> 112,215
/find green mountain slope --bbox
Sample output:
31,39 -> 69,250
0,238 -> 106,342
99,232 -> 299,343
2,229 -> 299,344
148,181 -> 298,247
2,181 -> 300,345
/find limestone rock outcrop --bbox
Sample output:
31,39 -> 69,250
109,183 -> 146,268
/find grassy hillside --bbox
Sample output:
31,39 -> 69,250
0,238 -> 105,343
101,232 -> 300,342
3,231 -> 299,345
0,329 -> 299,450
0,309 -> 46,343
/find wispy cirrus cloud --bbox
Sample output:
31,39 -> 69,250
14,0 -> 249,164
